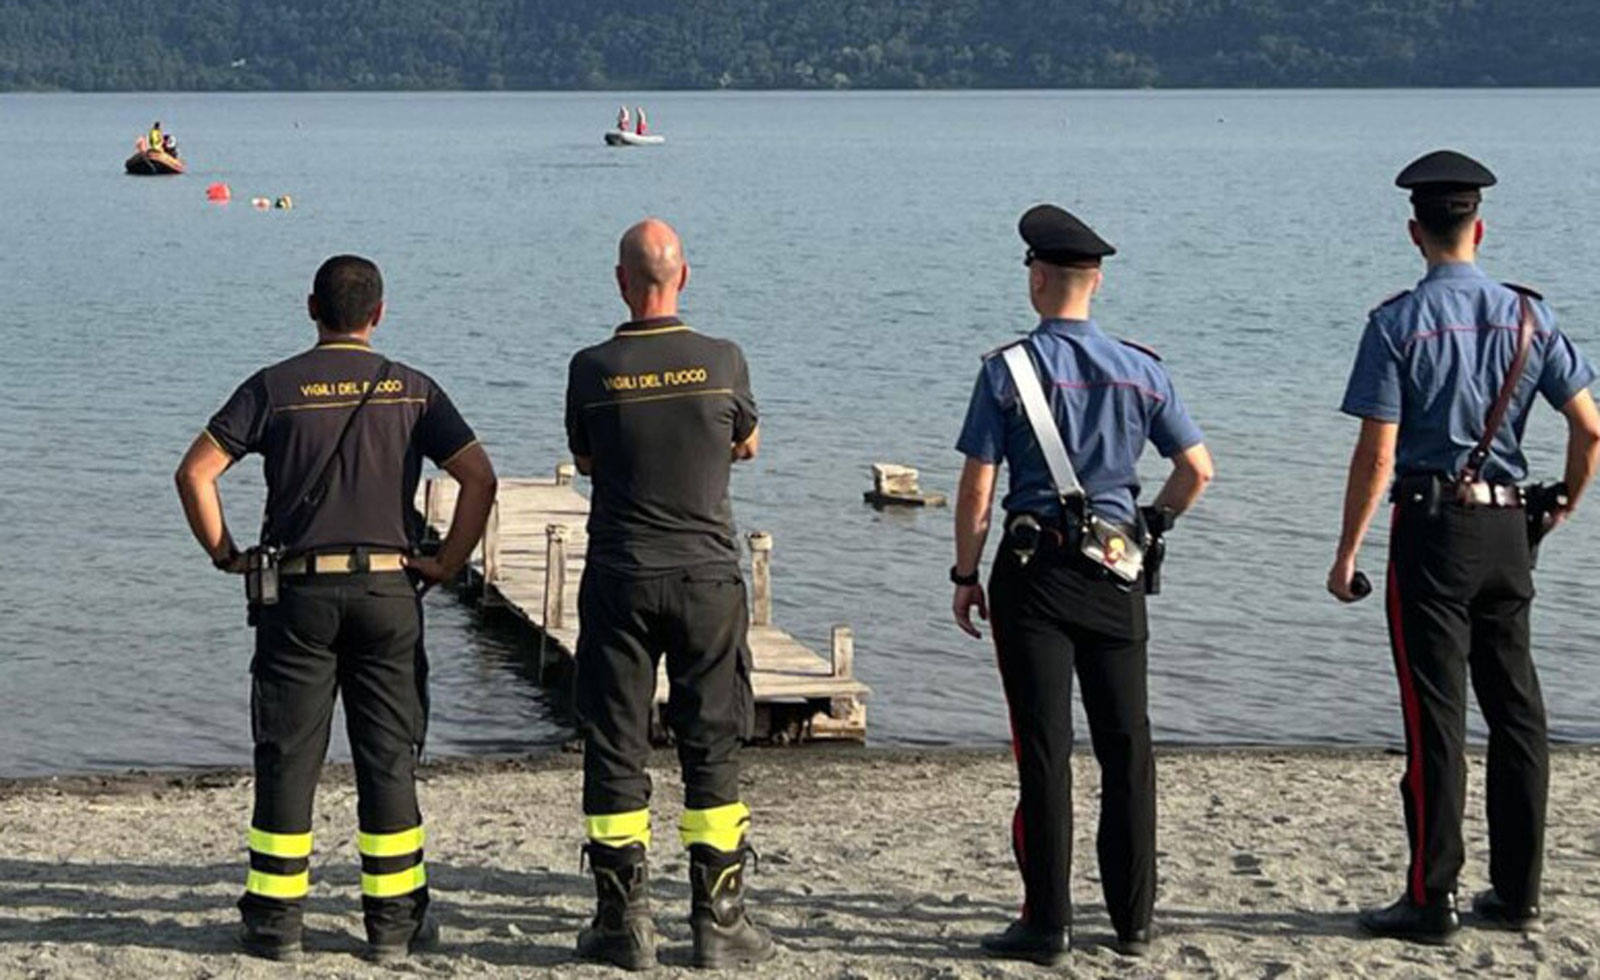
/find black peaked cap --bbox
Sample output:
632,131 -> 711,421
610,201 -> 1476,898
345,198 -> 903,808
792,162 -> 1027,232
1396,150 -> 1496,209
1019,204 -> 1115,267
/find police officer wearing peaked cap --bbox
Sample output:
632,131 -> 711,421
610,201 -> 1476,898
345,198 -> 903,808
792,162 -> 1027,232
1330,150 -> 1600,943
951,205 -> 1215,963
175,255 -> 498,963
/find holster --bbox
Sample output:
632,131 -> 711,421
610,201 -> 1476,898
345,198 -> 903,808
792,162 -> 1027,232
1392,472 -> 1445,519
243,546 -> 282,627
1523,481 -> 1570,569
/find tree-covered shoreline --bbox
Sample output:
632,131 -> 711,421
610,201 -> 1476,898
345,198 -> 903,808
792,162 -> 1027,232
4,1 -> 1597,92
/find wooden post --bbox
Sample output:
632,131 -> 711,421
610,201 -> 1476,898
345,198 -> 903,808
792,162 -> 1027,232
480,500 -> 501,603
555,462 -> 576,486
830,625 -> 854,679
748,532 -> 772,627
544,524 -> 569,631
422,478 -> 440,529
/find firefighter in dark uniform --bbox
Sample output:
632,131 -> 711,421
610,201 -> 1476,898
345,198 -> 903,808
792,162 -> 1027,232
564,218 -> 772,971
951,205 -> 1215,964
1330,151 -> 1600,943
174,255 -> 498,963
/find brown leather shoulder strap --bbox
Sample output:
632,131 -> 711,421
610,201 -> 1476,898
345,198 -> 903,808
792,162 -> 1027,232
1462,295 -> 1536,482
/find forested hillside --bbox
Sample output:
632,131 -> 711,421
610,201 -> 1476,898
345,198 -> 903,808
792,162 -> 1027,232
3,0 -> 1597,91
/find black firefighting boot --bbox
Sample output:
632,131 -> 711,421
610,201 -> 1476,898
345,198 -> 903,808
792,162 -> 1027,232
237,922 -> 303,963
688,843 -> 776,969
575,842 -> 658,971
1358,892 -> 1460,945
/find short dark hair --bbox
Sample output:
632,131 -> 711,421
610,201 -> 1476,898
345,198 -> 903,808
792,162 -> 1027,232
1413,203 -> 1476,243
312,255 -> 383,332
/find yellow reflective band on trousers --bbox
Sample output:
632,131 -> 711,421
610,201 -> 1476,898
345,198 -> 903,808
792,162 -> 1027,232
246,868 -> 310,900
248,827 -> 313,859
586,809 -> 652,849
679,801 -> 751,851
362,864 -> 428,899
358,826 -> 425,858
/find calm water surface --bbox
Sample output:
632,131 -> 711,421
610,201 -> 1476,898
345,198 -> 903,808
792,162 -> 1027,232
2,90 -> 1598,777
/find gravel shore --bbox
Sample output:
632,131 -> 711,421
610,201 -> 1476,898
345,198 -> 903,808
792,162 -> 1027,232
3,747 -> 1598,978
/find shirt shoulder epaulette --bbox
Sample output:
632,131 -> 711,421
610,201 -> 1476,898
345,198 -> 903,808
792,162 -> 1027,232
980,336 -> 1029,361
1369,289 -> 1410,315
1117,338 -> 1162,362
1503,282 -> 1544,301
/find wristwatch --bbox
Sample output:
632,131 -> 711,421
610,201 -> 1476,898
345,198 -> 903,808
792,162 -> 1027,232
949,565 -> 980,587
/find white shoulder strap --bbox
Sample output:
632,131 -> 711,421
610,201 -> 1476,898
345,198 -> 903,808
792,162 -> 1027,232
1000,343 -> 1085,500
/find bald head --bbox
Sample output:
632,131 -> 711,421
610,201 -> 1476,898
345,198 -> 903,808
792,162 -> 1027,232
619,219 -> 685,287
616,218 -> 689,318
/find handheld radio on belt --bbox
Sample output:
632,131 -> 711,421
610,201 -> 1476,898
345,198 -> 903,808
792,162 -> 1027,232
1001,343 -> 1162,589
244,359 -> 394,623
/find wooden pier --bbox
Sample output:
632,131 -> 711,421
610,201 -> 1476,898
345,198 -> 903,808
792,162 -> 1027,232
421,467 -> 869,742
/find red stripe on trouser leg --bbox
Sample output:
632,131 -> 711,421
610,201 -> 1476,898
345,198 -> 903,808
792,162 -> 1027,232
1387,555 -> 1427,904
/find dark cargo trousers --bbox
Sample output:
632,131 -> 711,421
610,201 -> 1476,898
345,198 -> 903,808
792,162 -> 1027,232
241,572 -> 431,947
987,545 -> 1156,938
575,563 -> 754,849
1386,501 -> 1547,908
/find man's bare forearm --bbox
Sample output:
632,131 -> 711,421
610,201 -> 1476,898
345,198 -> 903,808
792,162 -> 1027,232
436,477 -> 496,574
1563,425 -> 1600,510
176,475 -> 235,561
1559,391 -> 1600,511
954,460 -> 996,575
1150,444 -> 1215,516
1336,443 -> 1394,560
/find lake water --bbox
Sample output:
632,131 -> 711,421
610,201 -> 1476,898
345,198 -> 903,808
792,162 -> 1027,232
2,90 -> 1598,778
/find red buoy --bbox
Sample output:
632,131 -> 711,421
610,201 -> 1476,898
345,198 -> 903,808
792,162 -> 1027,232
206,182 -> 231,202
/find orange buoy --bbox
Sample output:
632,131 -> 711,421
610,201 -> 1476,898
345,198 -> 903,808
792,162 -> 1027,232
205,182 -> 231,202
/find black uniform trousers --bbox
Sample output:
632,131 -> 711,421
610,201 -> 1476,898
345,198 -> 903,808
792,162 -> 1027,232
575,562 -> 754,816
988,543 -> 1155,937
1386,501 -> 1547,908
242,571 -> 430,946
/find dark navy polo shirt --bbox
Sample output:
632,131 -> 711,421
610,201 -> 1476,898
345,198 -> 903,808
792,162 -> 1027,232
1340,262 -> 1597,482
566,317 -> 759,574
207,341 -> 477,554
956,318 -> 1204,524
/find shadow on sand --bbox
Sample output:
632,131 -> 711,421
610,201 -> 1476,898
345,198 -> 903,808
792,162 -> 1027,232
0,857 -> 1368,967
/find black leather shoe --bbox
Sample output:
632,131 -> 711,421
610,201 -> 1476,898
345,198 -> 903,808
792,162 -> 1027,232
980,920 -> 1069,967
1357,894 -> 1459,945
237,923 -> 303,963
367,915 -> 441,964
1472,889 -> 1543,932
1114,927 -> 1152,957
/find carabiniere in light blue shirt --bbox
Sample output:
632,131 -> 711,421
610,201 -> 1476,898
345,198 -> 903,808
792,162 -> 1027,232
1340,262 -> 1597,483
956,318 -> 1203,525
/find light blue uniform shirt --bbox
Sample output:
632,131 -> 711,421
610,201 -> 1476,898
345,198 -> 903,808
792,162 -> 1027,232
1340,263 -> 1596,483
956,318 -> 1204,525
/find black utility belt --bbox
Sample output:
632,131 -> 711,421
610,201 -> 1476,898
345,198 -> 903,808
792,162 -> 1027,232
1392,473 -> 1523,510
1002,511 -> 1150,588
243,547 -> 409,627
279,549 -> 409,576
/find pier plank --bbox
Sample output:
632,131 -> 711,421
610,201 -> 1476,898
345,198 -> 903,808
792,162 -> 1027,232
421,473 -> 869,741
